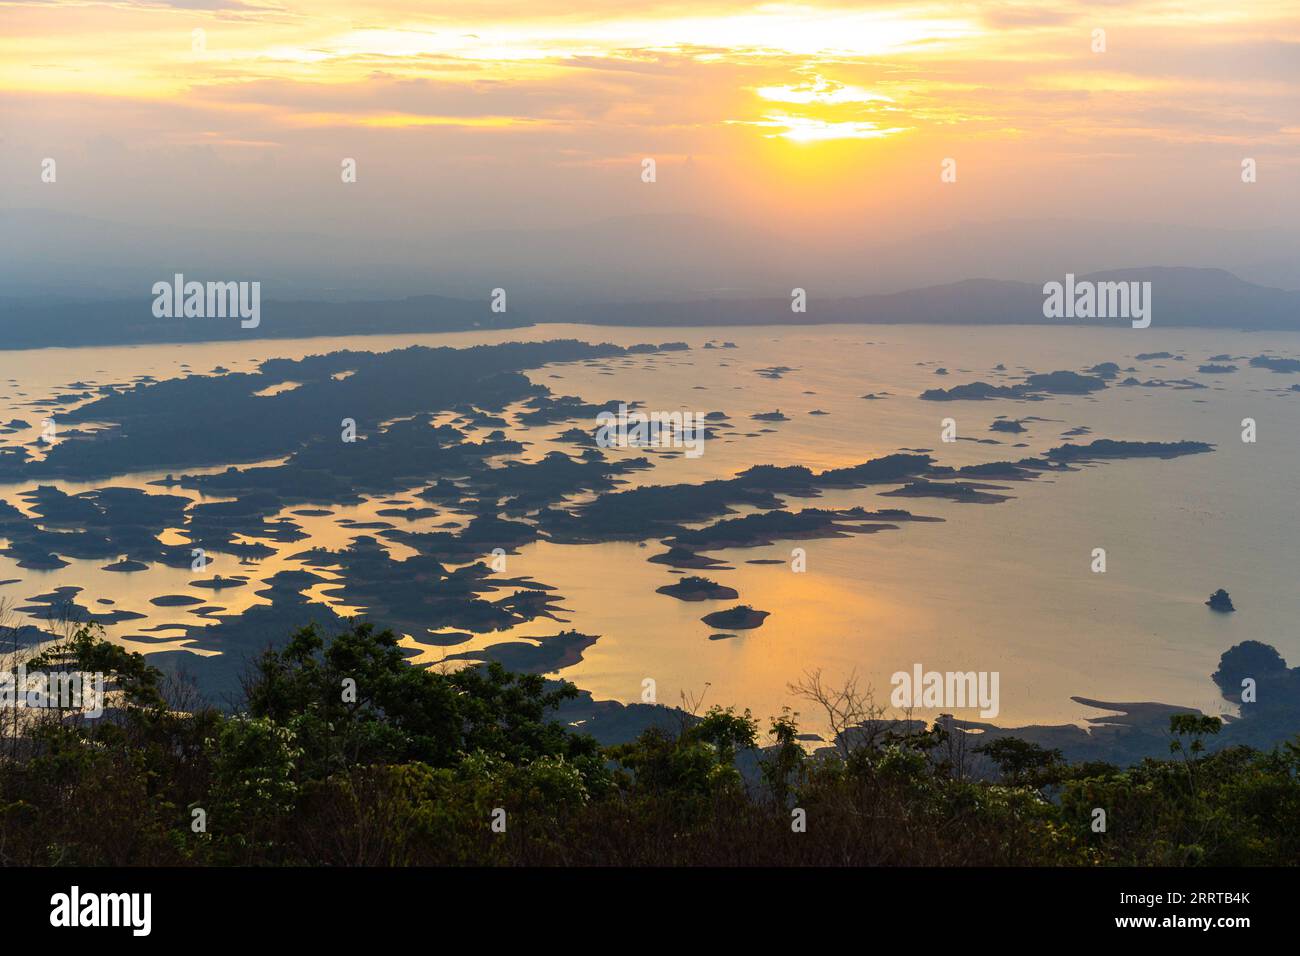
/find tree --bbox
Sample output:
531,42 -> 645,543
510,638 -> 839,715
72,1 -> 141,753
242,622 -> 600,777
975,737 -> 1064,789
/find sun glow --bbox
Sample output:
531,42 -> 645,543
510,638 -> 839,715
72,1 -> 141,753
755,77 -> 895,106
1,0 -> 1292,208
731,114 -> 908,142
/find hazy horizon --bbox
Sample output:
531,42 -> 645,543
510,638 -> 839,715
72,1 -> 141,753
3,1 -> 1297,300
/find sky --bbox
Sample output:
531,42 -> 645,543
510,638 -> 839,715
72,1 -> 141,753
1,0 -> 1297,299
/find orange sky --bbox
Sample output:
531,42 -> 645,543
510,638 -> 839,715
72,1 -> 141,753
1,0 -> 1296,297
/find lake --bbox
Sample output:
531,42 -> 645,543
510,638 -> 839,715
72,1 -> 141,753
2,322 -> 1297,736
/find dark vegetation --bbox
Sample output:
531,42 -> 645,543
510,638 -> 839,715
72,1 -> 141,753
881,480 -> 1011,503
5,340 -> 624,481
1046,439 -> 1212,461
920,369 -> 1107,401
0,295 -> 527,351
666,507 -> 923,549
5,269 -> 1300,354
699,605 -> 769,630
1207,589 -> 1236,612
1249,355 -> 1300,373
654,576 -> 739,602
2,622 -> 1298,866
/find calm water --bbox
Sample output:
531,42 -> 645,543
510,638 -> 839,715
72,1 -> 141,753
2,323 -> 1298,733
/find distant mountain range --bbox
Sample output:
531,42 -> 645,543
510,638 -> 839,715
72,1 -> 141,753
0,294 -> 525,349
4,208 -> 1299,302
544,268 -> 1299,330
0,266 -> 1296,350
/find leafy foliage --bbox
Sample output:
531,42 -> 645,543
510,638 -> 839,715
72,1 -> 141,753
1,623 -> 1297,865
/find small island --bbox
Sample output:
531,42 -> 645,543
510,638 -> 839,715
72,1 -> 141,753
881,480 -> 1010,504
655,575 -> 739,602
1206,588 -> 1235,613
700,604 -> 769,630
647,546 -> 731,570
102,557 -> 149,572
1047,439 -> 1212,461
191,574 -> 249,590
922,370 -> 1107,402
150,594 -> 205,607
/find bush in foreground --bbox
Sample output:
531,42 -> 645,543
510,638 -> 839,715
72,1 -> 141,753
1,623 -> 1297,866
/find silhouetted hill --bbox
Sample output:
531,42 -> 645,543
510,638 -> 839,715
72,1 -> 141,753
550,268 -> 1300,329
1,267 -> 1294,350
7,209 -> 1299,300
0,294 -> 524,348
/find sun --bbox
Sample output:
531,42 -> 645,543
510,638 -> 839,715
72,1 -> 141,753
754,115 -> 907,142
730,74 -> 908,143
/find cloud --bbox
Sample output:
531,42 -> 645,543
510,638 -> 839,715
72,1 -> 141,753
0,0 -> 1294,275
